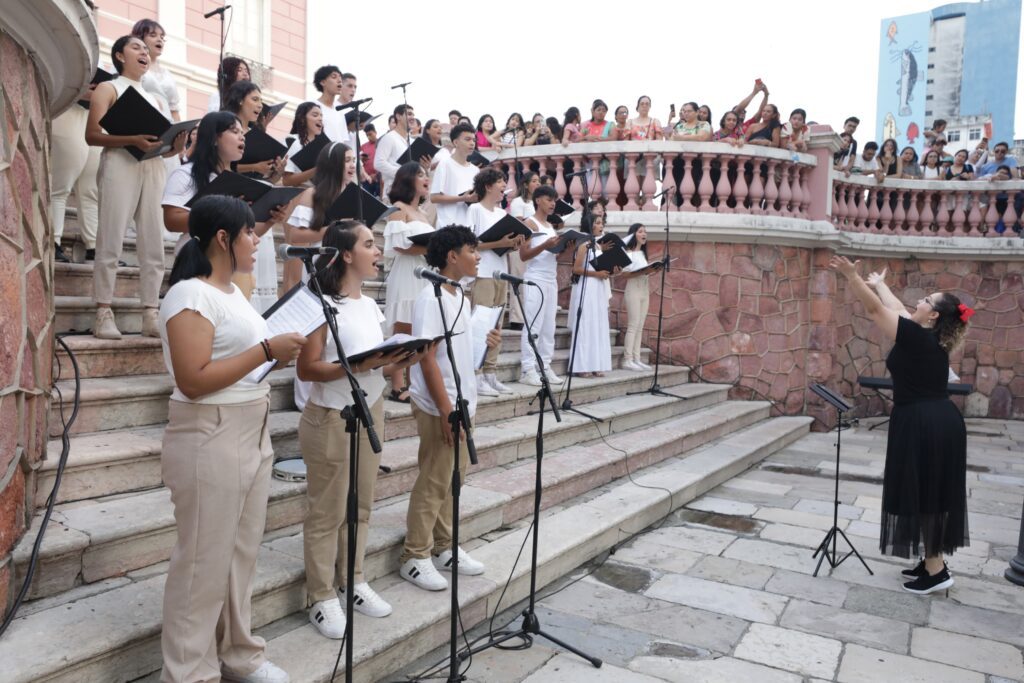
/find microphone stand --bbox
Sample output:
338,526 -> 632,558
393,81 -> 412,151
428,280 -> 478,683
300,257 -> 384,683
208,4 -> 230,109
561,173 -> 602,422
349,99 -> 366,223
458,284 -> 602,669
627,185 -> 686,400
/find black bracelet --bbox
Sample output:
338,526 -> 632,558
260,339 -> 273,362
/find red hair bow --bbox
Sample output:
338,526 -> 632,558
957,303 -> 975,323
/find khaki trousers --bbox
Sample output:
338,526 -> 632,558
50,107 -> 100,247
160,397 -> 273,683
400,405 -> 471,563
470,277 -> 507,373
94,148 -> 166,307
298,397 -> 384,603
623,276 -> 650,362
507,252 -> 527,324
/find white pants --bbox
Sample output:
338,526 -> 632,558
623,276 -> 650,362
520,278 -> 557,374
50,107 -> 101,247
94,148 -> 166,307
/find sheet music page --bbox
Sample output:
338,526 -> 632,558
255,286 -> 330,381
471,305 -> 503,369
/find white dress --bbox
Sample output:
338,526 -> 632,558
285,204 -> 317,411
250,229 -> 277,314
567,244 -> 612,373
383,219 -> 433,333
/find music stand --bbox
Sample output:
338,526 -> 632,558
809,383 -> 873,578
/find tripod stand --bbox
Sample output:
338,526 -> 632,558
627,184 -> 684,401
809,383 -> 872,578
458,283 -> 601,670
560,170 -> 602,422
301,257 -> 383,683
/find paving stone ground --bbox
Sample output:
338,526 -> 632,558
387,418 -> 1024,682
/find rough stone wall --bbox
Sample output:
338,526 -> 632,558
0,31 -> 53,617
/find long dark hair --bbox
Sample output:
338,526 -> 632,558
476,114 -> 495,133
310,142 -> 352,230
389,162 -> 425,205
290,101 -> 321,145
519,171 -> 538,201
223,80 -> 260,118
189,112 -> 242,195
311,220 -> 363,300
931,293 -> 969,354
421,118 -> 441,145
217,56 -> 250,104
626,223 -> 648,259
169,195 -> 254,286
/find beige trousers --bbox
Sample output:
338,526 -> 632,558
299,397 -> 384,602
507,252 -> 527,324
160,397 -> 273,683
470,277 -> 507,373
50,107 -> 100,247
400,405 -> 471,563
623,276 -> 650,362
94,148 -> 166,307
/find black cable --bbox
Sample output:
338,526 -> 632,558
0,333 -> 81,639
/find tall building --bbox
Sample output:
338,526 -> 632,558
94,0 -> 307,137
876,0 -> 1021,152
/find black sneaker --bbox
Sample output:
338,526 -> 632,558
901,558 -> 926,578
903,566 -> 954,595
54,243 -> 70,263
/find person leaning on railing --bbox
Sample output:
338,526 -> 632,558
715,110 -> 746,147
744,103 -> 782,147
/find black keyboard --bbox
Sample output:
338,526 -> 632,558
857,376 -> 973,396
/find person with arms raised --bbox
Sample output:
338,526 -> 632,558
158,195 -> 304,683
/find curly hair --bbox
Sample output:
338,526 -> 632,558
426,226 -> 478,270
473,167 -> 504,200
931,292 -> 969,354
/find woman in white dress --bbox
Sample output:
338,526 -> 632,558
382,162 -> 434,403
283,102 -> 325,188
568,214 -> 616,377
506,172 -> 541,328
284,142 -> 356,410
133,19 -> 178,121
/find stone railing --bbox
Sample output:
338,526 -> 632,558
490,141 -> 817,219
831,173 -> 1024,237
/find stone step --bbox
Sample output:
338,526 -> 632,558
41,366 -> 691,504
48,368 -> 299,438
50,343 -> 638,437
0,414 -> 812,683
56,320 -> 594,380
22,383 -> 716,601
55,294 -> 567,336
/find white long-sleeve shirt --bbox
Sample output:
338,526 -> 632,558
373,129 -> 410,199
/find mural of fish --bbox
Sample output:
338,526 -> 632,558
898,49 -> 918,116
883,113 -> 901,141
906,121 -> 920,143
888,21 -> 898,45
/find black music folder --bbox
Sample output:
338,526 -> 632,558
241,127 -> 288,165
398,137 -> 441,164
98,86 -> 177,160
408,230 -> 436,247
78,68 -> 117,109
467,150 -> 491,167
289,132 -> 331,171
554,199 -> 575,216
545,229 -> 588,254
184,171 -> 302,221
590,246 -> 631,273
325,183 -> 397,226
477,214 -> 543,256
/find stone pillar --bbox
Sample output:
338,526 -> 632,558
806,127 -> 842,222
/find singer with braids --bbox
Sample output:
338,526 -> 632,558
830,255 -> 972,595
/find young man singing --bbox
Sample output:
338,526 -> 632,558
430,122 -> 479,227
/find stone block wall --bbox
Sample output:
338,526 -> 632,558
0,30 -> 53,618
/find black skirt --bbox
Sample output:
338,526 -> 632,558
879,397 -> 970,559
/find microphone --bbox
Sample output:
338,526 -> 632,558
277,245 -> 338,260
204,5 -> 231,18
414,266 -> 462,288
390,81 -> 412,90
564,170 -> 588,178
335,97 -> 373,112
492,271 -> 536,287
652,185 -> 676,200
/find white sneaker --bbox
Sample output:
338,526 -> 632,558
342,582 -> 392,618
400,557 -> 448,591
543,366 -> 564,384
476,374 -> 499,397
308,597 -> 346,639
485,373 -> 514,394
622,359 -> 644,372
222,660 -> 290,683
435,546 -> 485,576
636,360 -> 653,370
519,370 -> 543,386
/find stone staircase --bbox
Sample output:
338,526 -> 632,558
2,223 -> 813,682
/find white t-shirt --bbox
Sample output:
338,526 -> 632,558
523,218 -> 558,282
853,156 -> 880,173
320,100 -> 347,143
142,64 -> 180,115
162,162 -> 215,208
431,157 -> 478,228
309,293 -> 387,411
508,196 -> 532,220
284,138 -> 305,175
373,130 -> 410,198
468,203 -> 508,276
432,146 -> 452,170
409,285 -> 477,418
159,279 -> 270,405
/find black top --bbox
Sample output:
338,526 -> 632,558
885,317 -> 950,405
